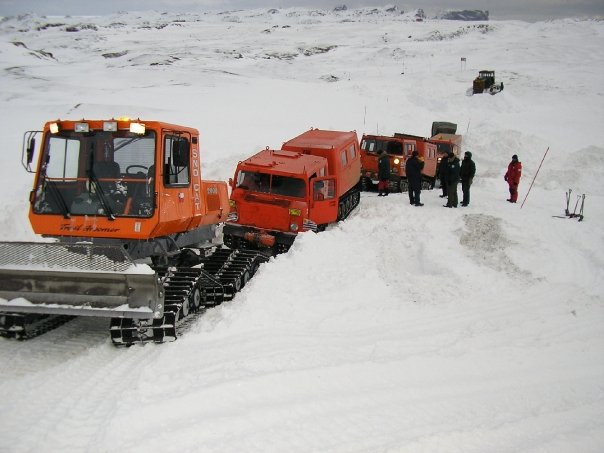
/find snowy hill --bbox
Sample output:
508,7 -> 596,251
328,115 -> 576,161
0,7 -> 603,452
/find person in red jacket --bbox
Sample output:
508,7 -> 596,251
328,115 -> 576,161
504,154 -> 522,203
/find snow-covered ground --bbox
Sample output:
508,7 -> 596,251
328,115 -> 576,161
0,7 -> 603,452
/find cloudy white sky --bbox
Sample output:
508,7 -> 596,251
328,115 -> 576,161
0,0 -> 603,21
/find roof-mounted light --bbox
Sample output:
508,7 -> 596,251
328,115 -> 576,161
49,123 -> 59,134
75,122 -> 90,133
129,122 -> 145,135
103,121 -> 117,132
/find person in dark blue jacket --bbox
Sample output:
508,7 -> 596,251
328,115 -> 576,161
460,151 -> 476,206
444,152 -> 460,208
405,150 -> 424,206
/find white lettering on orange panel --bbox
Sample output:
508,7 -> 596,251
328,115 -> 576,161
193,183 -> 201,211
192,149 -> 199,177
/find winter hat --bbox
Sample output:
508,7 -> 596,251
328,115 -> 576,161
465,151 -> 472,158
512,154 -> 518,160
412,150 -> 419,157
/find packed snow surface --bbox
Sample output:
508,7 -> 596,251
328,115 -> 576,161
0,7 -> 603,453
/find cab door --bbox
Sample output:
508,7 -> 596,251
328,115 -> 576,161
156,133 -> 194,235
309,177 -> 338,225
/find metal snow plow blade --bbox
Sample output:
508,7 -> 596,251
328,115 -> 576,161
0,242 -> 162,319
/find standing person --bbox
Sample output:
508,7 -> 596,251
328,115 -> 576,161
377,149 -> 391,197
405,150 -> 424,206
444,151 -> 460,208
460,151 -> 476,207
504,154 -> 522,203
438,154 -> 448,199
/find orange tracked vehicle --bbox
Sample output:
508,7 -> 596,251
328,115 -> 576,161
224,128 -> 361,254
359,132 -> 438,192
429,121 -> 463,177
0,118 -> 265,344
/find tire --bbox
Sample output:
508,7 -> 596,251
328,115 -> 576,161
241,270 -> 250,289
233,276 -> 242,293
180,297 -> 190,319
249,259 -> 260,277
190,287 -> 202,311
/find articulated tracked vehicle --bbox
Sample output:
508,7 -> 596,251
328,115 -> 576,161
0,119 -> 265,344
429,122 -> 463,176
360,132 -> 438,192
224,129 -> 361,254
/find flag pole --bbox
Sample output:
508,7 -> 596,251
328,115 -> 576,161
520,147 -> 549,209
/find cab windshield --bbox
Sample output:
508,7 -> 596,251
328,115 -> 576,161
32,129 -> 156,218
236,170 -> 306,198
434,142 -> 453,154
361,139 -> 403,156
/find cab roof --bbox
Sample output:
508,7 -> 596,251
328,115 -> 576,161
239,149 -> 325,176
282,129 -> 357,151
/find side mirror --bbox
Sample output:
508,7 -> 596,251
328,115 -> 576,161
22,131 -> 40,173
26,137 -> 35,165
228,177 -> 234,188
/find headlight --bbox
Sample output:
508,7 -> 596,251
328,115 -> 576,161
393,158 -> 400,164
75,122 -> 90,133
103,121 -> 117,132
227,212 -> 238,222
290,223 -> 299,232
129,122 -> 146,134
289,208 -> 301,216
49,123 -> 59,134
229,200 -> 236,207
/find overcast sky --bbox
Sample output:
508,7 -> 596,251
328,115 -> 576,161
0,0 -> 603,21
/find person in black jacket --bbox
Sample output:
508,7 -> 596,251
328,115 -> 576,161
460,151 -> 476,206
405,150 -> 425,206
444,152 -> 460,208
377,149 -> 391,196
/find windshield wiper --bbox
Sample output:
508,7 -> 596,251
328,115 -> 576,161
87,166 -> 116,221
44,179 -> 71,219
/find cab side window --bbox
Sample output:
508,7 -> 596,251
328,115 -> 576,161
313,179 -> 335,201
349,144 -> 356,159
341,150 -> 348,166
164,135 -> 190,185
